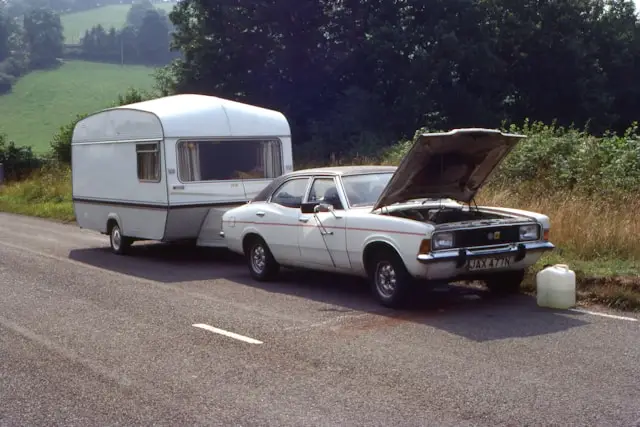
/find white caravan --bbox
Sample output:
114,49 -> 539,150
71,94 -> 293,254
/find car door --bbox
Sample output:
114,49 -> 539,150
297,176 -> 351,271
257,176 -> 311,265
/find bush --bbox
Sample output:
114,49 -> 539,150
0,134 -> 42,181
0,72 -> 15,94
494,120 -> 640,196
0,57 -> 29,78
49,112 -> 90,164
379,120 -> 640,198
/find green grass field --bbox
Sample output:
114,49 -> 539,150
61,3 -> 177,43
0,60 -> 158,153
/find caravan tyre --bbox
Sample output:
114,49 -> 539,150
110,223 -> 132,255
246,236 -> 279,281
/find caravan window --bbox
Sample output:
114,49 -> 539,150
136,143 -> 160,182
177,139 -> 283,182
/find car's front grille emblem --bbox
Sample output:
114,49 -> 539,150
487,231 -> 501,240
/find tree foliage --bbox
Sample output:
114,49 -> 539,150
77,1 -> 175,65
23,7 -> 64,69
0,5 -> 64,93
164,0 -> 640,159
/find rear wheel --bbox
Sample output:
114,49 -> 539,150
109,223 -> 132,255
484,270 -> 526,295
245,236 -> 280,281
367,248 -> 414,308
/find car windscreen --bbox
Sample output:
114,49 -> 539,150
341,172 -> 394,207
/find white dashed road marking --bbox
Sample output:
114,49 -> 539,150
192,323 -> 263,344
569,308 -> 638,322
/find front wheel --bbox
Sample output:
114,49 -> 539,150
484,270 -> 526,295
109,223 -> 132,255
367,248 -> 414,308
246,236 -> 280,281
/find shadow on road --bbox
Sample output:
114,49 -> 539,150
68,243 -> 245,283
68,242 -> 589,342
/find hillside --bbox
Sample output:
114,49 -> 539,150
61,3 -> 177,43
0,60 -> 158,153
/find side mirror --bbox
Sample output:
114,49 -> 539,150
300,202 -> 318,214
314,202 -> 334,213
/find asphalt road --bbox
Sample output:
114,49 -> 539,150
0,212 -> 639,426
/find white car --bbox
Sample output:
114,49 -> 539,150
220,128 -> 555,307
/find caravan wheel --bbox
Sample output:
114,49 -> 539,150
109,223 -> 132,255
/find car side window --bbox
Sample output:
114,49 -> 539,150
308,177 -> 344,210
270,178 -> 309,209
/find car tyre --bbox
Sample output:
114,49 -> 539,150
246,236 -> 280,281
484,270 -> 526,295
368,247 -> 414,308
110,223 -> 132,255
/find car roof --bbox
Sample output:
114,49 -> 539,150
251,165 -> 397,202
285,165 -> 397,177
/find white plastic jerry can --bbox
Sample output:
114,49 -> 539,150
536,264 -> 577,309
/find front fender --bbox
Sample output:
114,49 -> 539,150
361,234 -> 406,258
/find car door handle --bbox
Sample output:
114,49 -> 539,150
298,217 -> 310,223
256,211 -> 265,217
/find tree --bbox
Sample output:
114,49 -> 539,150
126,0 -> 155,29
0,11 -> 9,62
23,8 -> 64,69
164,0 -> 640,158
137,9 -> 170,64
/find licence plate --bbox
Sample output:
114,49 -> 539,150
467,256 -> 511,271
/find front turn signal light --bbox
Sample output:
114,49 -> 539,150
543,229 -> 550,241
418,239 -> 431,255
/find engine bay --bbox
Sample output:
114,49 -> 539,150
384,206 -> 509,225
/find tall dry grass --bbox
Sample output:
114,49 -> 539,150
478,185 -> 640,260
0,164 -> 74,221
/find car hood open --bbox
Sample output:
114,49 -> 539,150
372,128 -> 525,211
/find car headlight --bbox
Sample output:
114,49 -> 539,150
432,232 -> 454,250
519,224 -> 539,241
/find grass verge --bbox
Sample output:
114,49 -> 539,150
0,165 -> 74,222
1,166 -> 638,311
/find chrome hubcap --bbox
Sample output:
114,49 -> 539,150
251,244 -> 266,273
112,227 -> 121,250
375,261 -> 397,298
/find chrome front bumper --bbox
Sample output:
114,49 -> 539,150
417,241 -> 555,268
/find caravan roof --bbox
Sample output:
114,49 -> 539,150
72,94 -> 291,143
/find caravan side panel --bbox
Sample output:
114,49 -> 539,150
72,109 -> 169,240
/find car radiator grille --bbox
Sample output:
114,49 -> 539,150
454,224 -> 522,248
